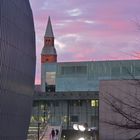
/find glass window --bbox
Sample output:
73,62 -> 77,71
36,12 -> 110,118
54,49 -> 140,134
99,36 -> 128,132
63,115 -> 68,123
91,116 -> 98,127
61,66 -> 87,75
70,115 -> 78,122
96,100 -> 99,107
53,101 -> 59,107
91,100 -> 98,107
135,66 -> 140,76
69,100 -> 82,106
46,72 -> 56,85
111,67 -> 120,77
91,100 -> 96,107
122,66 -> 131,76
46,102 -> 51,107
76,66 -> 87,74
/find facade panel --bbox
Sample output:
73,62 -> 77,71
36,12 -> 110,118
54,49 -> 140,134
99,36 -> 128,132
56,60 -> 140,91
0,0 -> 36,139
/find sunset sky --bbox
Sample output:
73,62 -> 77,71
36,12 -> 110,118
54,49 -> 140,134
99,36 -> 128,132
29,0 -> 140,84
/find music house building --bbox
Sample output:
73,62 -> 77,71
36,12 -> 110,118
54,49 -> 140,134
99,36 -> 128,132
0,1 -> 36,139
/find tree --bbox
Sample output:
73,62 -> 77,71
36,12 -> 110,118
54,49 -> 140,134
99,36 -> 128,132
100,78 -> 140,140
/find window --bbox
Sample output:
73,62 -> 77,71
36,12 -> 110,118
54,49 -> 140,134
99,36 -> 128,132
91,100 -> 96,107
61,66 -> 87,75
45,85 -> 55,92
91,116 -> 98,126
111,67 -> 120,77
46,102 -> 51,107
70,115 -> 78,122
122,66 -> 131,76
46,72 -> 56,85
135,66 -> 140,76
76,66 -> 87,74
53,101 -> 59,107
91,100 -> 98,107
69,100 -> 82,106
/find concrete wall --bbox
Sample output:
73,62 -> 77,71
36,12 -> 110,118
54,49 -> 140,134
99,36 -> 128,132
99,80 -> 140,140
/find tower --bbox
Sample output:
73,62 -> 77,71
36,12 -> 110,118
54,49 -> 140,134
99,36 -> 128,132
41,17 -> 57,92
41,16 -> 57,63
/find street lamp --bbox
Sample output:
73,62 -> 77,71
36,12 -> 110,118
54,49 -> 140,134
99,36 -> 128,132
73,124 -> 97,140
78,137 -> 85,140
73,124 -> 86,140
73,124 -> 79,130
73,124 -> 86,131
78,125 -> 86,132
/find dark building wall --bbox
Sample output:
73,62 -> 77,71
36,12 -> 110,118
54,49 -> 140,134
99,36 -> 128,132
0,0 -> 36,139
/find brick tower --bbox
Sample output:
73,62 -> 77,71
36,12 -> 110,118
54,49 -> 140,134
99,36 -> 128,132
41,17 -> 57,92
41,16 -> 57,63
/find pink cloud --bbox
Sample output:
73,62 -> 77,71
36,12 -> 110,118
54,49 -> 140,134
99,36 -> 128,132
29,0 -> 140,84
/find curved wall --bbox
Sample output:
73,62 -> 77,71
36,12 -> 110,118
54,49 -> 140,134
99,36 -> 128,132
0,0 -> 36,139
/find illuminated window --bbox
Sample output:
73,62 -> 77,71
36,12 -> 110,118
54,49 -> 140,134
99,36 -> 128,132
91,100 -> 98,107
63,116 -> 67,123
91,100 -> 96,107
46,72 -> 56,85
96,100 -> 99,107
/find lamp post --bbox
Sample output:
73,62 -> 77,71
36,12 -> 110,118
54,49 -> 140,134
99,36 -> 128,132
37,101 -> 41,140
37,122 -> 41,140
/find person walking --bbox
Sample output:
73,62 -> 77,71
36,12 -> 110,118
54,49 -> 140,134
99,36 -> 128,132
51,128 -> 55,140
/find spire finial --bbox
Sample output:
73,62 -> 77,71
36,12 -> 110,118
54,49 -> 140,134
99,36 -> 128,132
45,16 -> 54,37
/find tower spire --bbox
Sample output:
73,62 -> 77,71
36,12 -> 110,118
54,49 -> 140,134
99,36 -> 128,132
41,16 -> 57,63
45,16 -> 54,37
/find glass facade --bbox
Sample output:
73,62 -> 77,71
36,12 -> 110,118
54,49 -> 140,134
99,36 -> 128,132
56,60 -> 140,91
31,92 -> 99,130
0,0 -> 36,139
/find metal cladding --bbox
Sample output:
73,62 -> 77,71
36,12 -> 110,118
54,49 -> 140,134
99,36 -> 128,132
0,0 -> 36,139
41,17 -> 57,63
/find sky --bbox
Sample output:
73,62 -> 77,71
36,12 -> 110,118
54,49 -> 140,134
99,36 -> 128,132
29,0 -> 140,84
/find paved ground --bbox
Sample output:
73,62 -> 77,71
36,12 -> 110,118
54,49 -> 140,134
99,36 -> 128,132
42,125 -> 61,140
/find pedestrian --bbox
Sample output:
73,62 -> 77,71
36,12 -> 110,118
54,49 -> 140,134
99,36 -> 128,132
54,129 -> 59,140
51,128 -> 55,140
55,129 -> 59,136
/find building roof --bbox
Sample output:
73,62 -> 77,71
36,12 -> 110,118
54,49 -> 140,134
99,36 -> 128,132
45,16 -> 54,37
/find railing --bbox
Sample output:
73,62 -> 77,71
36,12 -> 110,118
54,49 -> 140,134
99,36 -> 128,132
58,123 -> 62,140
27,122 -> 48,140
39,123 -> 48,140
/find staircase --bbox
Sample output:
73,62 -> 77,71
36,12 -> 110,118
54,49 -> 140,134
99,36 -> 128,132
27,123 -> 62,140
27,122 -> 48,140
